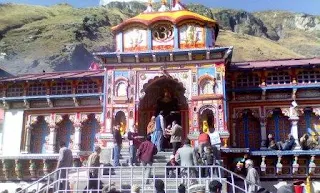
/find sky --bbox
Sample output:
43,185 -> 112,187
1,0 -> 320,15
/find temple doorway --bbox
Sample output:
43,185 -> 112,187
114,111 -> 127,136
138,76 -> 189,148
200,109 -> 215,133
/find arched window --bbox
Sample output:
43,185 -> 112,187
297,70 -> 320,83
7,84 -> 23,97
28,83 -> 46,96
77,81 -> 98,94
201,80 -> 214,94
30,116 -> 49,153
51,82 -> 72,95
236,73 -> 260,87
266,71 -> 290,85
116,82 -> 127,97
236,110 -> 260,149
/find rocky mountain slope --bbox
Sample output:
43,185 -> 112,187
0,2 -> 319,75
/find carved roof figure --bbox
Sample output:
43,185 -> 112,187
172,0 -> 185,11
144,0 -> 155,13
158,0 -> 169,12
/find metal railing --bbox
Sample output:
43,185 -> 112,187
18,165 -> 262,193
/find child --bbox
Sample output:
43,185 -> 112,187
202,145 -> 215,177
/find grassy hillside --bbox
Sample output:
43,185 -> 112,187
216,30 -> 302,61
0,2 -> 319,75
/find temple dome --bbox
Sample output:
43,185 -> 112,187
111,9 -> 218,32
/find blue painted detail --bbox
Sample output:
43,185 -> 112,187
198,67 -> 216,77
205,27 -> 212,48
222,77 -> 228,130
93,47 -> 231,57
274,112 -> 280,142
244,113 -> 249,148
147,29 -> 152,50
212,29 -> 215,47
114,71 -> 129,79
174,25 -> 179,49
305,110 -> 312,134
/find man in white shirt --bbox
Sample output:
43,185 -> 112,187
209,128 -> 221,163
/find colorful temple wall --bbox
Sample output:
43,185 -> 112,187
102,61 -> 229,148
118,23 -> 216,52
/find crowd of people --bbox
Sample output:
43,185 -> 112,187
31,110 -> 320,193
266,133 -> 320,151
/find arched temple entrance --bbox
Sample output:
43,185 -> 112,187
138,76 -> 189,145
114,111 -> 127,136
199,108 -> 215,133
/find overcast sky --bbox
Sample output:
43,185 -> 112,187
1,0 -> 320,15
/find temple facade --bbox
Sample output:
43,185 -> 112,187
0,0 -> 320,183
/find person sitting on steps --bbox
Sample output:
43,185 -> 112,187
277,134 -> 296,150
266,134 -> 278,150
300,133 -> 312,150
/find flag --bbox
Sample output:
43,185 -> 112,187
89,61 -> 100,70
305,176 -> 312,193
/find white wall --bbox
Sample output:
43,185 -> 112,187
2,110 -> 24,156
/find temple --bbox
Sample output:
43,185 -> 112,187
0,0 -> 320,186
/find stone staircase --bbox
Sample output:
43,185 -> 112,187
74,149 -> 186,192
97,148 -> 226,192
19,148 -> 252,193
115,148 -> 174,166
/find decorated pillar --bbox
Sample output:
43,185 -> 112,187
309,155 -> 316,175
191,102 -> 199,134
95,113 -> 105,147
24,125 -> 33,153
290,117 -> 300,149
45,114 -> 63,154
102,70 -> 114,147
276,156 -> 283,175
260,156 -> 266,174
260,117 -> 267,148
24,115 -> 38,153
70,113 -> 85,152
292,155 -> 299,174
282,107 -> 301,149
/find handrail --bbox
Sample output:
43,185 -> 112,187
17,168 -> 61,192
19,165 -> 263,193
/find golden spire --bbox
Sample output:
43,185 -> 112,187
148,0 -> 152,5
161,0 -> 167,5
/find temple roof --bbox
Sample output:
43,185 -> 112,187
111,10 -> 218,32
0,70 -> 104,82
229,58 -> 320,70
